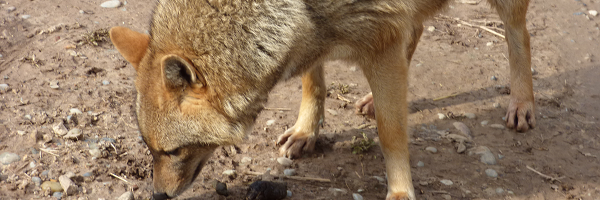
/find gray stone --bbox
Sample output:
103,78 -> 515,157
452,122 -> 472,139
283,169 -> 296,176
277,157 -> 293,167
425,146 -> 438,153
29,161 -> 36,168
491,76 -> 497,81
102,80 -> 110,85
32,177 -> 42,186
49,81 -> 59,89
485,169 -> 498,178
440,179 -> 453,186
63,128 -> 82,140
495,187 -> 504,194
21,15 -> 30,19
82,172 -> 93,177
457,142 -> 466,153
23,114 -> 32,120
117,191 -> 134,200
100,1 -> 121,8
59,175 -> 77,195
352,193 -> 364,200
417,161 -> 424,167
0,152 -> 20,165
480,152 -> 497,165
0,83 -> 8,92
6,6 -> 16,12
266,119 -> 276,126
464,113 -> 476,119
480,120 -> 489,126
493,103 -> 500,108
490,124 -> 505,129
287,190 -> 292,197
53,192 -> 63,200
41,170 -> 49,176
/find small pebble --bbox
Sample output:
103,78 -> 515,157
21,15 -> 31,19
69,108 -> 83,115
247,181 -> 286,200
452,122 -> 472,139
437,113 -> 446,120
441,194 -> 452,200
496,187 -> 505,194
498,154 -> 504,159
49,81 -> 60,89
63,128 -> 82,140
41,181 -> 63,192
352,193 -> 364,200
17,130 -> 26,136
485,169 -> 498,178
215,181 -> 228,196
417,161 -> 424,167
427,26 -> 436,32
82,172 -> 93,177
29,161 -> 36,168
463,113 -> 476,119
357,189 -> 364,193
590,10 -> 598,16
283,169 -> 296,176
350,66 -> 358,72
287,190 -> 292,197
59,175 -> 78,195
100,0 -> 122,8
480,120 -> 489,126
222,170 -> 236,178
490,124 -> 505,129
6,6 -> 16,12
326,109 -> 338,116
101,80 -> 110,85
0,152 -> 20,165
328,188 -> 348,196
117,191 -> 134,200
440,179 -> 453,186
41,170 -> 49,176
53,192 -> 63,200
266,119 -> 276,126
486,41 -> 493,46
277,157 -> 293,167
456,143 -> 466,153
480,152 -> 497,165
425,146 -> 438,153
79,10 -> 85,14
23,114 -> 32,120
372,176 -> 385,182
241,157 -> 252,164
490,76 -> 497,81
0,83 -> 8,92
493,103 -> 500,108
32,177 -> 42,186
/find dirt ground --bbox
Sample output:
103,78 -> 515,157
1,0 -> 599,199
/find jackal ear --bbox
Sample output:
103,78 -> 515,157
161,55 -> 205,91
109,26 -> 149,70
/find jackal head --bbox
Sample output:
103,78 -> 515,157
110,26 -> 249,199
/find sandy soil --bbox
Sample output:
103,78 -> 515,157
1,0 -> 600,199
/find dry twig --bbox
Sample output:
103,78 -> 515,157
433,92 -> 462,101
40,148 -> 59,156
264,107 -> 291,111
526,165 -> 565,182
436,15 -> 506,39
110,173 -> 131,184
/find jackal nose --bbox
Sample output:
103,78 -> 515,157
152,192 -> 170,200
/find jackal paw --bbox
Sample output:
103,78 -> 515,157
277,126 -> 317,159
386,192 -> 413,200
355,92 -> 375,119
505,98 -> 536,132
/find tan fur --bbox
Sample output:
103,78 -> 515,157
111,0 -> 534,199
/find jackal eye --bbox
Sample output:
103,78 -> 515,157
165,148 -> 180,156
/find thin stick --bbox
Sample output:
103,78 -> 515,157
244,171 -> 331,183
110,173 -> 131,184
433,92 -> 461,101
337,94 -> 351,103
526,165 -> 565,182
436,15 -> 505,39
264,107 -> 292,111
39,148 -> 59,156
